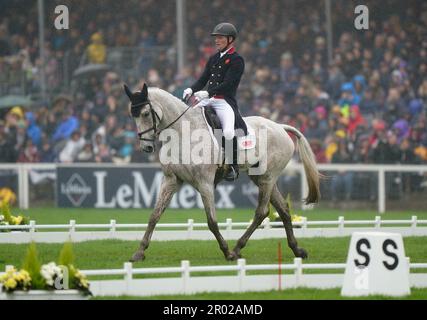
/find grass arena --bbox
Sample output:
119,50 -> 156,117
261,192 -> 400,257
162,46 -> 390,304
1,207 -> 426,299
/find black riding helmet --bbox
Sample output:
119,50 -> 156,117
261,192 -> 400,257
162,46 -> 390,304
211,23 -> 237,48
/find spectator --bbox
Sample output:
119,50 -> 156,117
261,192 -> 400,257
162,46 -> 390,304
25,112 -> 42,147
76,142 -> 95,162
87,32 -> 106,64
58,131 -> 85,163
331,140 -> 354,201
17,139 -> 40,163
52,110 -> 79,144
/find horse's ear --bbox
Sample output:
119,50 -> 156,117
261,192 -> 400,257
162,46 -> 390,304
141,83 -> 148,98
124,84 -> 133,99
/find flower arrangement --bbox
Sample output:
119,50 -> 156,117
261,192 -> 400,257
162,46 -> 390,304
0,268 -> 31,292
0,187 -> 16,206
0,242 -> 91,297
0,201 -> 29,231
40,262 -> 64,288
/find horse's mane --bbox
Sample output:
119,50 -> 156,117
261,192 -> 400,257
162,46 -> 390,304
148,87 -> 187,111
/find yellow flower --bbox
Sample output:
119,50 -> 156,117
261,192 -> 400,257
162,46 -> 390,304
10,215 -> 23,225
20,270 -> 30,278
291,215 -> 305,223
15,216 -> 23,224
6,267 -> 16,275
4,278 -> 17,289
13,273 -> 23,281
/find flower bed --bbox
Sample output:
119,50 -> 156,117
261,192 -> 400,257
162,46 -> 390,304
0,242 -> 91,300
0,201 -> 29,232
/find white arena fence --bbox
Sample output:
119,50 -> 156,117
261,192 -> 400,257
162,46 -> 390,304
1,163 -> 427,213
2,258 -> 427,297
1,216 -> 426,243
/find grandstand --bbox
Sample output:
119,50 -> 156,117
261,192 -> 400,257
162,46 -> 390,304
0,0 -> 426,208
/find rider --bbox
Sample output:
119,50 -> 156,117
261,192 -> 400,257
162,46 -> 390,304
183,22 -> 246,181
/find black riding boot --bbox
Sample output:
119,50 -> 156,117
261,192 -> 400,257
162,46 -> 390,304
224,136 -> 239,181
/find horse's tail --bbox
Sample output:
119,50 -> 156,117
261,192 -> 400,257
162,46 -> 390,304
283,124 -> 321,204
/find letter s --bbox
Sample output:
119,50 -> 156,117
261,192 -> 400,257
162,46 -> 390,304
354,238 -> 370,267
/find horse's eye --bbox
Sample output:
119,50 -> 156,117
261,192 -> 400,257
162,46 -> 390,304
143,111 -> 150,117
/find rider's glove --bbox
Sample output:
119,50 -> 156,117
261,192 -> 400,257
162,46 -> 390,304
182,88 -> 193,100
194,90 -> 209,101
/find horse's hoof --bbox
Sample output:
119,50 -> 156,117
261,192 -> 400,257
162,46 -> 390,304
296,248 -> 308,259
129,251 -> 145,262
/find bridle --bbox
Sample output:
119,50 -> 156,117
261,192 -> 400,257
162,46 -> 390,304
131,96 -> 193,143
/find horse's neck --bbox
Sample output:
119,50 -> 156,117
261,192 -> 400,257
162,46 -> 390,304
150,89 -> 205,132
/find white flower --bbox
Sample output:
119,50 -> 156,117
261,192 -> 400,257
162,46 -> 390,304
0,215 -> 4,221
41,269 -> 51,280
41,262 -> 64,287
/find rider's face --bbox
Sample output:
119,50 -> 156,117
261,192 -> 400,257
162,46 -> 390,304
214,35 -> 229,51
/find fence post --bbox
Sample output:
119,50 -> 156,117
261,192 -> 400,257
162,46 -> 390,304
301,217 -> 307,236
294,258 -> 302,288
18,165 -> 25,209
378,169 -> 386,214
69,220 -> 76,240
375,216 -> 381,229
181,260 -> 190,294
263,217 -> 271,230
187,219 -> 194,240
124,262 -> 133,295
29,220 -> 36,240
22,166 -> 30,210
110,220 -> 116,238
226,218 -> 232,238
237,258 -> 246,292
411,216 -> 417,235
338,216 -> 344,235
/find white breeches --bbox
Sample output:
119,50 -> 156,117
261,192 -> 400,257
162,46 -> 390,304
206,98 -> 235,140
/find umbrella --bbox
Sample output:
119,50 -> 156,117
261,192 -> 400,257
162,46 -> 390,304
72,63 -> 111,78
52,93 -> 73,104
0,95 -> 33,109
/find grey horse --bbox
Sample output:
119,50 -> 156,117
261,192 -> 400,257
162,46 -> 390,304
124,83 -> 320,262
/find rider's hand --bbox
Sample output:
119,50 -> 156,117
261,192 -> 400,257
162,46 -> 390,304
194,91 -> 209,101
183,88 -> 193,100
193,97 -> 212,109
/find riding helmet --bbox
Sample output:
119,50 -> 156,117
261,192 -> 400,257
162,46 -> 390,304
211,23 -> 238,40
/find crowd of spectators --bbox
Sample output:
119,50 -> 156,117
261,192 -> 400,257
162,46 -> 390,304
0,0 -> 427,178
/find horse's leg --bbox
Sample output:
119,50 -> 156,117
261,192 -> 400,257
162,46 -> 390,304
270,184 -> 308,259
130,174 -> 181,262
198,183 -> 232,260
231,176 -> 274,260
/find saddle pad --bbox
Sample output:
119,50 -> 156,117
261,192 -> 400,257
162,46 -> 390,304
237,125 -> 256,150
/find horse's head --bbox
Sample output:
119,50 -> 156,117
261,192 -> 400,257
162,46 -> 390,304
124,83 -> 161,153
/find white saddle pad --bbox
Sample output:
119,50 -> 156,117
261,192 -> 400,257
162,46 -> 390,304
237,125 -> 256,150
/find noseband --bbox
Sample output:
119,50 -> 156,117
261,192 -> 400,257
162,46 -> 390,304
131,100 -> 161,142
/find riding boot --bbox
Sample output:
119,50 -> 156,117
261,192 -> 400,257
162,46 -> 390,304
224,136 -> 239,181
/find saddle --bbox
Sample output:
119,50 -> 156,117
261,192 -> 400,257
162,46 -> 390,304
202,106 -> 256,150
